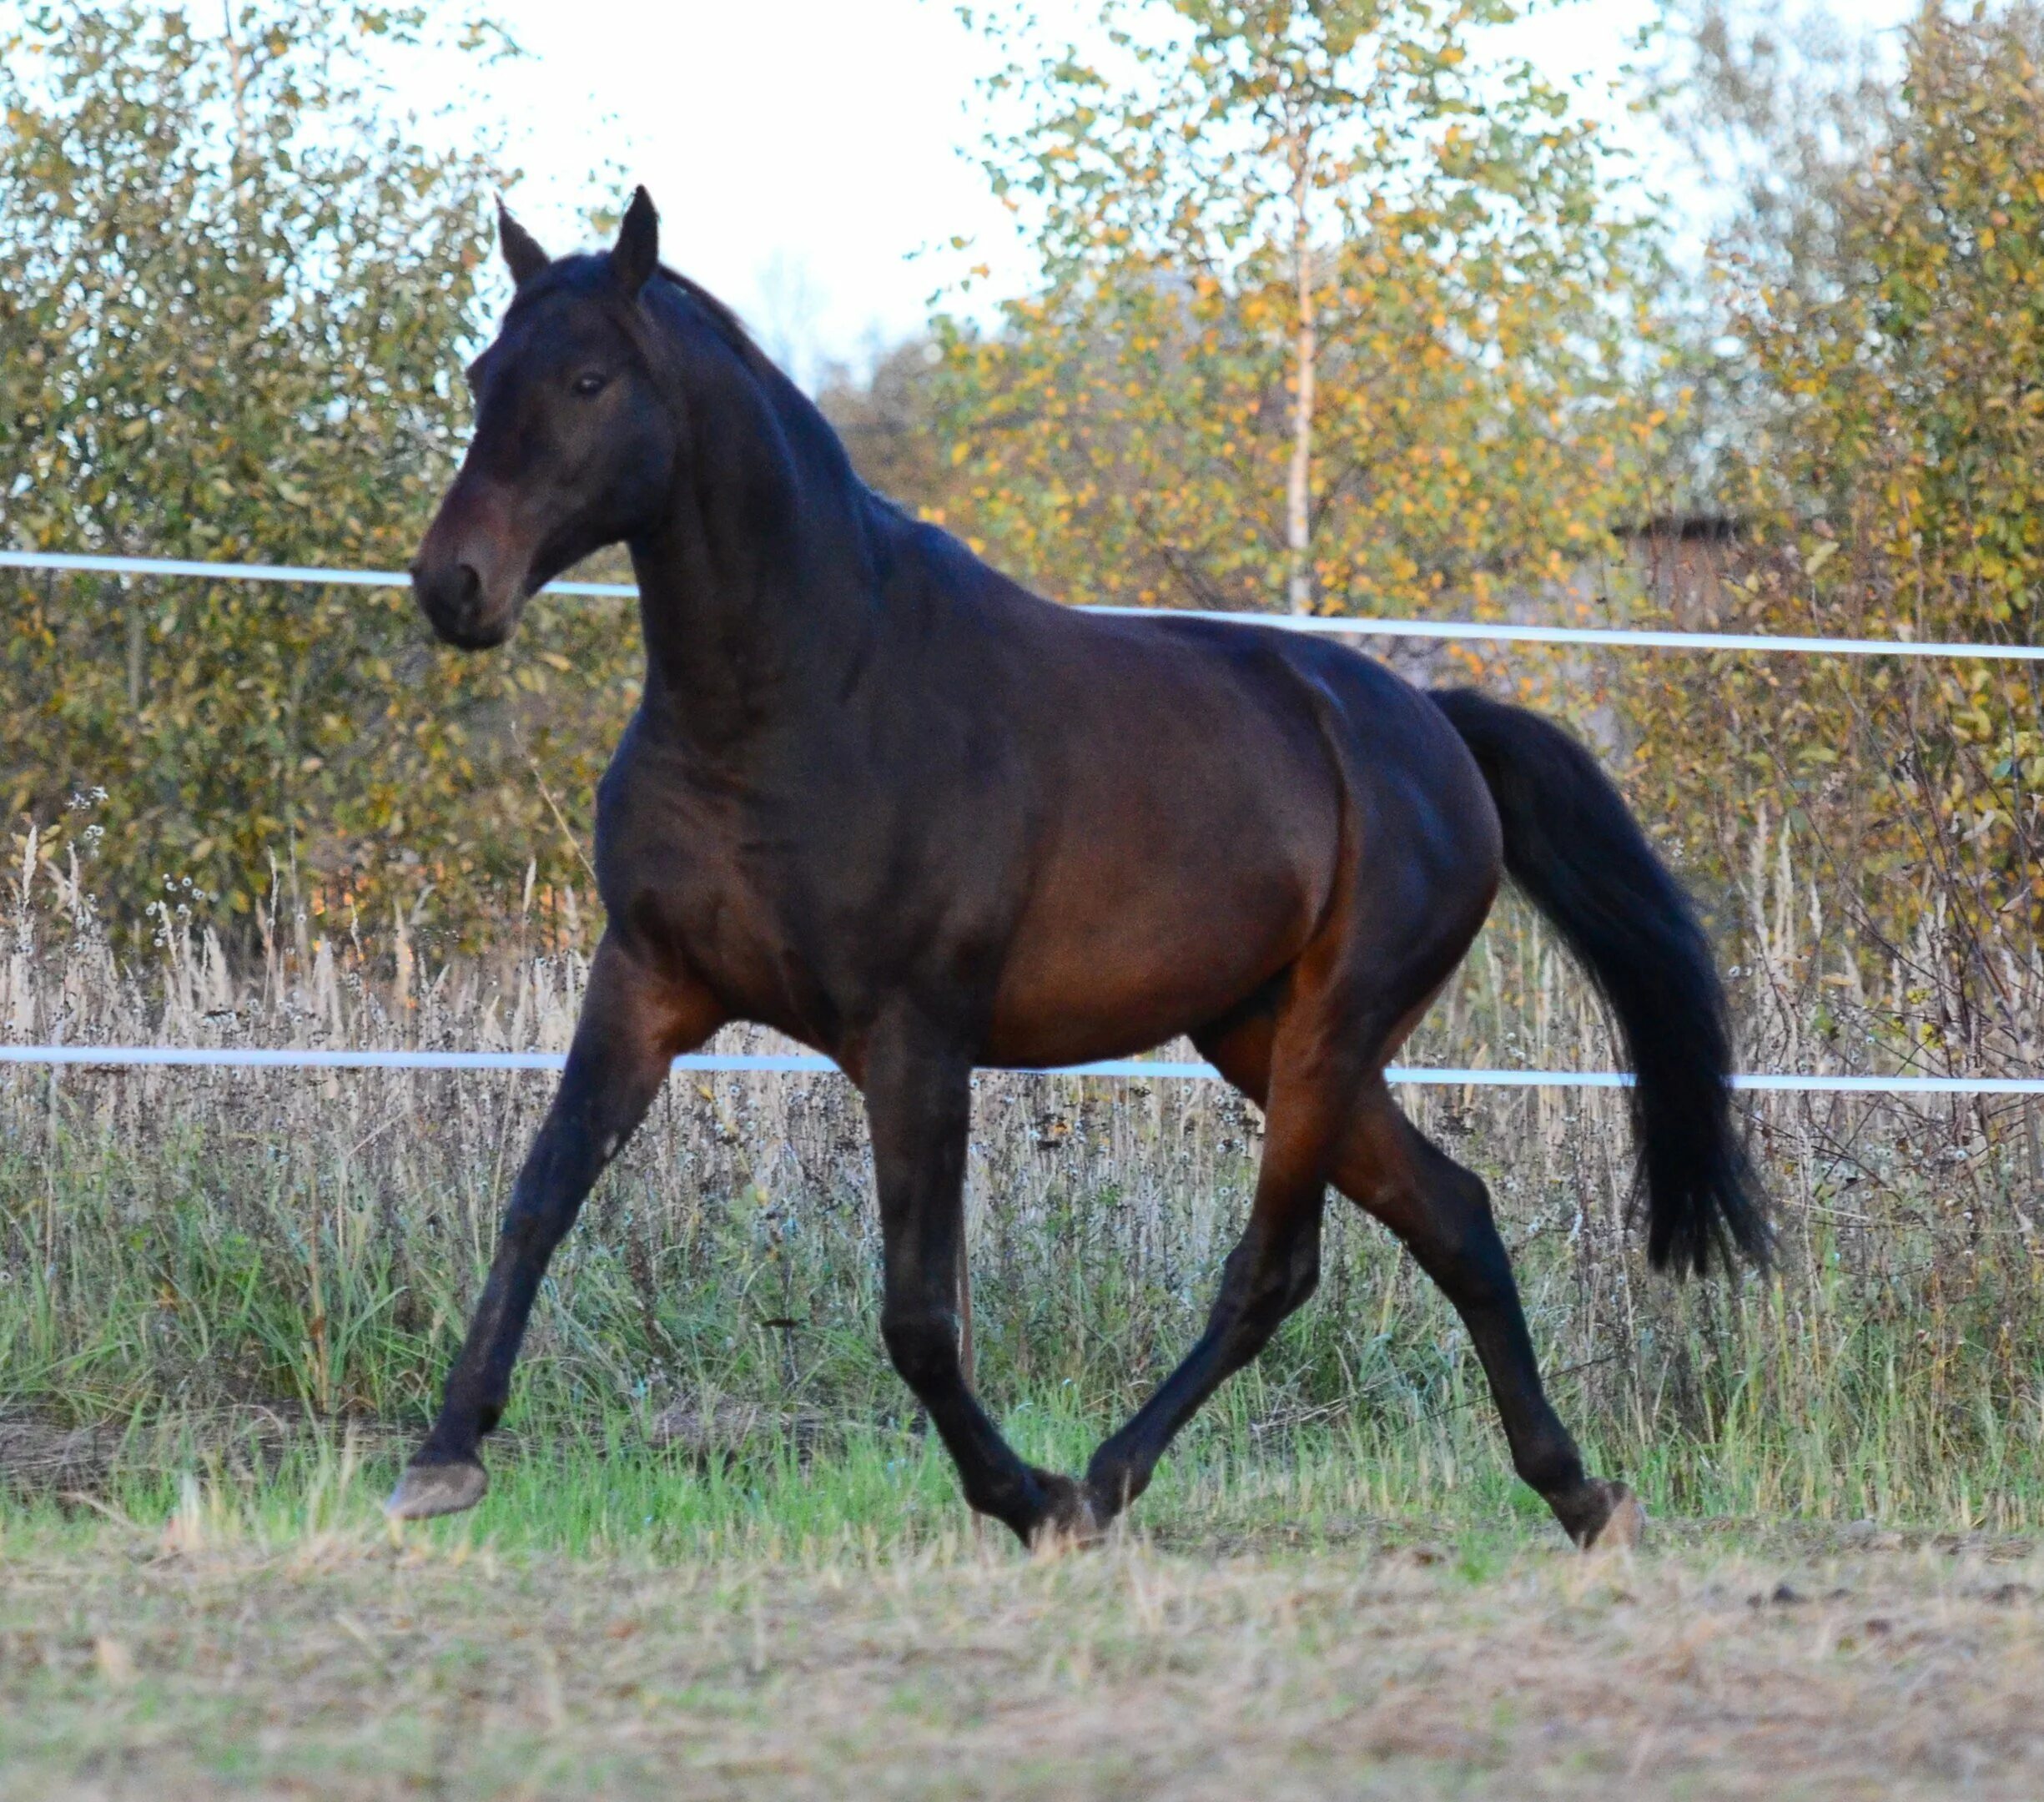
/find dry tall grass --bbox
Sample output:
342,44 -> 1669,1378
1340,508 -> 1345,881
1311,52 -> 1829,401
3,813 -> 2042,1530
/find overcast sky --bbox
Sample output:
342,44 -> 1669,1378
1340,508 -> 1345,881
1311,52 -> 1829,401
441,0 -> 1918,381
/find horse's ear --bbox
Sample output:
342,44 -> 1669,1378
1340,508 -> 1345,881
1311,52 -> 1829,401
497,200 -> 551,289
611,186 -> 659,297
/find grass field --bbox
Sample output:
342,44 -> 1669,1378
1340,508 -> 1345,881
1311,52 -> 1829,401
8,869 -> 2044,1794
4,1429 -> 2043,1801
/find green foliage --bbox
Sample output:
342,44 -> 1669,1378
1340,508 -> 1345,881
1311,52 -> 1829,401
0,3 -> 637,940
934,0 -> 1669,615
1629,5 -> 2044,979
1730,4 -> 2044,632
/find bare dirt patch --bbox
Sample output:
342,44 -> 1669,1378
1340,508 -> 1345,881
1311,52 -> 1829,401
1,1519 -> 2040,1800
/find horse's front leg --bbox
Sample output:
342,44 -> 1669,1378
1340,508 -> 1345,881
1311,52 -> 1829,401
387,936 -> 723,1519
863,1021 -> 1090,1546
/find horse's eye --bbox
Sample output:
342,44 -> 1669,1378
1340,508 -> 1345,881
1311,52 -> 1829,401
572,372 -> 607,398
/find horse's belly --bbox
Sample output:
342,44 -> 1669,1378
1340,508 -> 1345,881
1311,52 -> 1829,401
982,844 -> 1319,1067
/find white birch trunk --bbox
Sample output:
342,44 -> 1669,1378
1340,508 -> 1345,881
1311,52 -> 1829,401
1286,135 -> 1318,617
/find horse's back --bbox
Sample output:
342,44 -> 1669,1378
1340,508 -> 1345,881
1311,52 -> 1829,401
965,569 -> 1500,887
931,560 -> 1498,1065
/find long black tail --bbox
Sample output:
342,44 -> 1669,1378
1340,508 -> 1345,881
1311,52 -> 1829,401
1432,687 -> 1768,1276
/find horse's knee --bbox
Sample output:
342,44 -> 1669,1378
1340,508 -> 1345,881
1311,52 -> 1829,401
1440,1208 -> 1509,1284
881,1309 -> 959,1393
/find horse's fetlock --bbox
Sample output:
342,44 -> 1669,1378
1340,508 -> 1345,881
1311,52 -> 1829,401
1084,1454 -> 1145,1518
1514,1435 -> 1586,1499
964,1463 -> 1040,1528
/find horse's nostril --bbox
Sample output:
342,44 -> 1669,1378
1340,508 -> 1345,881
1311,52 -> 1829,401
410,560 -> 483,612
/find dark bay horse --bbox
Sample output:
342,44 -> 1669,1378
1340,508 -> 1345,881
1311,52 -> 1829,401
390,189 -> 1766,1548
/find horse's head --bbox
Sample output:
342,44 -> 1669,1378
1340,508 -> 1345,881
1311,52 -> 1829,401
412,188 -> 679,650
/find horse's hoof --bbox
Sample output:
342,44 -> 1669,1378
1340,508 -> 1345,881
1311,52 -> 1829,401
385,1458 -> 488,1521
1580,1479 -> 1647,1553
1026,1472 -> 1105,1554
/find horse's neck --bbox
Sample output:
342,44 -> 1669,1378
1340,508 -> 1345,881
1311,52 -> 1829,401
631,371 -> 883,751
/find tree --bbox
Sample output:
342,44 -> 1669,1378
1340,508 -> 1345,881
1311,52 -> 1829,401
1622,3 -> 2044,1055
1726,3 -> 2044,637
0,3 -> 635,944
935,0 -> 1668,619
1648,0 -> 1907,507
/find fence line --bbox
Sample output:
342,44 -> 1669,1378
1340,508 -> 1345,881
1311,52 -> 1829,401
8,548 -> 2044,662
2,1043 -> 2041,1094
10,543 -> 2041,1095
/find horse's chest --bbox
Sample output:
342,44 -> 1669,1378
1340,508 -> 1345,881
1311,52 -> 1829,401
598,783 -> 862,1033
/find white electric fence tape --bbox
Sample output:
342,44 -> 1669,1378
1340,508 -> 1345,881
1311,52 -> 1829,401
8,549 -> 2041,1093
0,1045 -> 2038,1094
9,547 -> 2044,661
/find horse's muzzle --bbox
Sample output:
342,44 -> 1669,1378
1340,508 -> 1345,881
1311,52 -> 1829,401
411,477 -> 531,649
411,556 -> 513,650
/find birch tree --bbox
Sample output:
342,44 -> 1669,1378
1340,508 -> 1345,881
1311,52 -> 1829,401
939,0 -> 1666,619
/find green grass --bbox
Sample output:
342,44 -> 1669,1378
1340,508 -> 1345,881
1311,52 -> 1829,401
4,1406 -> 1528,1565
8,1049 -> 2044,1541
7,1045 -> 2044,1800
12,856 -> 2044,1543
12,1353 -> 2042,1567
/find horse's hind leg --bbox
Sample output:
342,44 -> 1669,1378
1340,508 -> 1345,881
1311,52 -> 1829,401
1079,1013 -> 1344,1525
1336,1090 -> 1644,1550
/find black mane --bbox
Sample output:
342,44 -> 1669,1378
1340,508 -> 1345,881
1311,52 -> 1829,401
654,264 -> 777,378
647,264 -> 915,531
